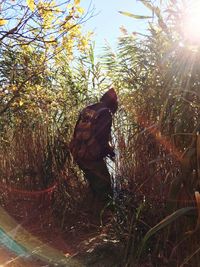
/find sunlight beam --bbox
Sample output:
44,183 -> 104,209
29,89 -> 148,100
183,1 -> 200,45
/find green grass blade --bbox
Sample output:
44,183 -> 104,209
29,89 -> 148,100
119,11 -> 152,19
137,207 -> 196,259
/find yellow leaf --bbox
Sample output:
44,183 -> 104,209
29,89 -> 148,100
26,0 -> 36,12
74,0 -> 80,5
67,3 -> 73,9
11,85 -> 17,91
76,7 -> 84,14
0,19 -> 8,26
19,100 -> 23,106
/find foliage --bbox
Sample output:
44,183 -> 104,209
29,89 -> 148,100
102,0 -> 200,266
1,0 -> 200,266
0,0 -> 93,117
0,0 -> 109,214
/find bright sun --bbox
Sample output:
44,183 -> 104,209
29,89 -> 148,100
183,1 -> 200,44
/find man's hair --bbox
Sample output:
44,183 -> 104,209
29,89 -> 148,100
100,88 -> 118,114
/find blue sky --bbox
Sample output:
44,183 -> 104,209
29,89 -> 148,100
81,0 -> 152,53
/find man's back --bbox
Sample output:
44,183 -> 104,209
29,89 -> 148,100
86,102 -> 113,157
70,102 -> 112,161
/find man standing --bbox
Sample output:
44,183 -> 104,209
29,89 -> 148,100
70,88 -> 118,203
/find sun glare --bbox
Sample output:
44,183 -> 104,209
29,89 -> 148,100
183,1 -> 200,45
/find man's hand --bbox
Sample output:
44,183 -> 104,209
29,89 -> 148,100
108,150 -> 115,161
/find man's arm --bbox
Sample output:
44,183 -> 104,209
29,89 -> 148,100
95,109 -> 115,158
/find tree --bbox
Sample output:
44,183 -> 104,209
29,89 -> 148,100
0,0 -> 92,116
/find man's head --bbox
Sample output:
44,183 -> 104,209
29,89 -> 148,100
100,88 -> 118,114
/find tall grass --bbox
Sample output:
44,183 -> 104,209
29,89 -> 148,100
0,1 -> 200,265
102,2 -> 200,265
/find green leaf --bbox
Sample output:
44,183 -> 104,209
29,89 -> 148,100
119,11 -> 152,20
137,207 -> 196,259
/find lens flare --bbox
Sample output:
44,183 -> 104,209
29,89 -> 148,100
0,206 -> 81,267
183,1 -> 200,45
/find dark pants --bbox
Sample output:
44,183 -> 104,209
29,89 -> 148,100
78,159 -> 113,201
